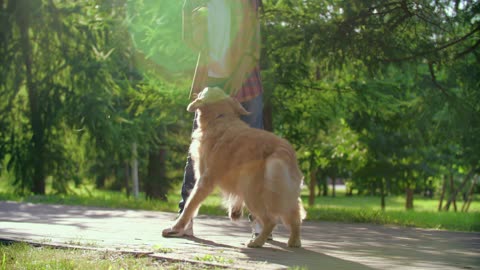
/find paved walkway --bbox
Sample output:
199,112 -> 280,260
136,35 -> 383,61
0,201 -> 479,270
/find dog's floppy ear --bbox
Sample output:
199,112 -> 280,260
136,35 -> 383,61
228,98 -> 251,116
187,98 -> 203,112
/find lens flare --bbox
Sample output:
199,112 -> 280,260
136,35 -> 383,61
126,0 -> 259,89
126,0 -> 196,78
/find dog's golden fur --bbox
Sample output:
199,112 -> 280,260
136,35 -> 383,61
165,91 -> 306,248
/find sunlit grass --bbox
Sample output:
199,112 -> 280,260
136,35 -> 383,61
303,189 -> 480,231
304,189 -> 479,212
0,182 -> 228,216
194,254 -> 234,265
0,242 -> 219,270
307,205 -> 480,231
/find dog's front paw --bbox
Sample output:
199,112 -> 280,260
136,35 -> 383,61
162,227 -> 185,238
247,238 -> 265,248
287,237 -> 301,248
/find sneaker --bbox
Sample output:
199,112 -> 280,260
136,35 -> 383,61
162,219 -> 194,237
249,215 -> 273,241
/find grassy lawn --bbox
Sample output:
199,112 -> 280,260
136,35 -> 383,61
0,242 -> 220,270
0,183 -> 479,232
305,191 -> 480,231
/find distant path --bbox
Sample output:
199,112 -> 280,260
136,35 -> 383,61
0,201 -> 478,269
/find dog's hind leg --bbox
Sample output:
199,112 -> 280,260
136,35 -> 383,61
247,216 -> 275,248
163,176 -> 214,237
282,201 -> 303,248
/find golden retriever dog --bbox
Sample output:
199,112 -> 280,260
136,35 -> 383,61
162,87 -> 306,248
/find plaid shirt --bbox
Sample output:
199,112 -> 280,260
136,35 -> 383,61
184,0 -> 263,103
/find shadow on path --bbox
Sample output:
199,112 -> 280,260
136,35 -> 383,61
180,233 -> 374,269
0,201 -> 123,229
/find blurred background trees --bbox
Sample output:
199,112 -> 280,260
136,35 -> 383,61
0,0 -> 478,210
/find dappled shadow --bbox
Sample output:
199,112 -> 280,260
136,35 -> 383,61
0,201 -> 125,229
240,245 -> 375,270
183,235 -> 237,249
195,216 -> 480,269
176,224 -> 375,269
294,221 -> 480,269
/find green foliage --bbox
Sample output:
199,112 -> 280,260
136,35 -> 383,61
126,0 -> 196,76
1,0 -> 126,194
0,0 -> 192,198
260,0 -> 479,208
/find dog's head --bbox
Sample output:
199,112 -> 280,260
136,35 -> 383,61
187,87 -> 250,116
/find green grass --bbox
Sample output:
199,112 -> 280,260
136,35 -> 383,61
0,183 -> 227,215
303,191 -> 480,231
194,254 -> 234,265
305,192 -> 479,212
0,242 -> 219,270
1,183 -> 479,232
307,205 -> 480,231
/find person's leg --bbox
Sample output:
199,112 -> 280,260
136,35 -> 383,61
178,114 -> 198,214
240,93 -> 264,129
174,113 -> 199,237
179,156 -> 195,212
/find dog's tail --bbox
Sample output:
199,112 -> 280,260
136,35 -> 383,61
264,141 -> 304,215
269,141 -> 304,185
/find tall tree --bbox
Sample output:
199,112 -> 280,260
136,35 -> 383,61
2,0 -> 130,194
260,0 -> 479,207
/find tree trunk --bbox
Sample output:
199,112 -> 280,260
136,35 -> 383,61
308,167 -> 317,206
385,178 -> 391,195
438,175 -> 447,211
370,182 -> 376,196
95,173 -> 106,189
124,162 -> 130,198
461,175 -> 477,212
331,173 -> 336,198
405,186 -> 414,210
131,143 -> 139,198
380,178 -> 386,210
448,174 -> 457,211
444,168 -> 475,211
144,147 -> 168,201
322,175 -> 328,196
316,172 -> 324,197
18,0 -> 46,194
